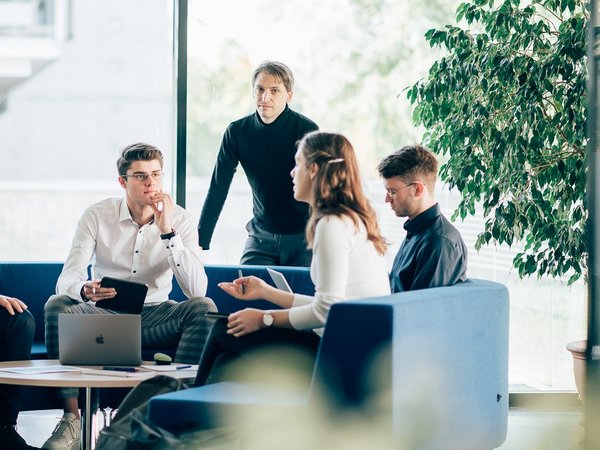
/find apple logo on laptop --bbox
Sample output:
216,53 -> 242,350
95,335 -> 105,344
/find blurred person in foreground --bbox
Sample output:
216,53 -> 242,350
194,131 -> 390,386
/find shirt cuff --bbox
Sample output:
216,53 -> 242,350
162,234 -> 184,252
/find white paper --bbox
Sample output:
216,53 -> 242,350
0,365 -> 82,374
80,368 -> 148,377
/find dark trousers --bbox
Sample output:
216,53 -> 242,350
194,318 -> 320,386
240,220 -> 312,267
0,309 -> 34,425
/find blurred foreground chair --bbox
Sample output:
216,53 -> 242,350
148,279 -> 509,450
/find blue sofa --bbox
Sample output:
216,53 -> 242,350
0,262 -> 314,409
148,279 -> 510,450
0,262 -> 509,448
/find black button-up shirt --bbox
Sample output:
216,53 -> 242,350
390,203 -> 468,293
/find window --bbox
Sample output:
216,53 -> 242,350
185,0 -> 585,391
0,0 -> 585,393
0,0 -> 174,260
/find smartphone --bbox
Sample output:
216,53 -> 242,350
204,311 -> 231,319
267,268 -> 292,293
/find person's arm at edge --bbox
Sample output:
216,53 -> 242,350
288,216 -> 349,330
55,210 -> 96,301
168,209 -> 208,298
197,126 -> 239,249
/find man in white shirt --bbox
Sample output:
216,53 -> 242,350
42,143 -> 216,450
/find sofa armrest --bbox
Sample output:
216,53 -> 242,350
314,278 -> 509,449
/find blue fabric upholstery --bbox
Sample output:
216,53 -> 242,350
147,381 -> 306,431
0,262 -> 64,347
0,262 -> 313,357
0,261 -> 314,410
148,279 -> 509,450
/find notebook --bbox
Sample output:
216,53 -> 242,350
58,314 -> 143,366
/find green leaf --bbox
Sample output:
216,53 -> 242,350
409,0 -> 588,282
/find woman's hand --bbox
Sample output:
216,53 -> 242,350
226,308 -> 265,337
218,275 -> 268,300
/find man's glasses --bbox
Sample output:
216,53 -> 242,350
386,183 -> 416,196
122,171 -> 164,182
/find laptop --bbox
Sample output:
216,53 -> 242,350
267,268 -> 292,293
58,314 -> 142,366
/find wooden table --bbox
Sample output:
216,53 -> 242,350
0,359 -> 196,450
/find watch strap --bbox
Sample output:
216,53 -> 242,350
160,228 -> 177,240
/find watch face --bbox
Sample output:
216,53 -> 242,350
263,312 -> 274,326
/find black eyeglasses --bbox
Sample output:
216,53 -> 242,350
386,183 -> 416,196
122,171 -> 164,182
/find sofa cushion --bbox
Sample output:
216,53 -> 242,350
148,381 -> 306,433
0,262 -> 314,358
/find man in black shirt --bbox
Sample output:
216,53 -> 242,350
198,61 -> 318,266
378,145 -> 468,293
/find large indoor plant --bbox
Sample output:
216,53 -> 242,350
406,0 -> 588,392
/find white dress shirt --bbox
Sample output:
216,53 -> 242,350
57,198 -> 208,304
288,214 -> 391,336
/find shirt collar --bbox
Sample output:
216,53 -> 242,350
403,203 -> 441,236
119,199 -> 155,227
118,198 -> 133,223
254,104 -> 291,127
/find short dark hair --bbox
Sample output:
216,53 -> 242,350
252,61 -> 295,92
377,144 -> 438,191
116,143 -> 163,176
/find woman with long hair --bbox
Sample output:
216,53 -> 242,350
194,131 -> 390,386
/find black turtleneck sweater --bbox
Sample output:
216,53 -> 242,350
390,203 -> 468,293
198,105 -> 318,249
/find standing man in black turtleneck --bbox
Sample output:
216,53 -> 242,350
198,61 -> 318,266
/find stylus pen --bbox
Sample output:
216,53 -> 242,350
103,366 -> 137,372
238,269 -> 245,294
175,365 -> 192,370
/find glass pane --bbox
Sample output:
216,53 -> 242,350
186,0 -> 585,391
0,0 -> 174,260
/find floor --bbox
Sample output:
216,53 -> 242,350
499,409 -> 583,450
17,408 -> 584,449
18,409 -> 114,449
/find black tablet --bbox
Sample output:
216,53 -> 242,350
97,277 -> 148,314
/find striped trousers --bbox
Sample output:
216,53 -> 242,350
45,294 -> 216,399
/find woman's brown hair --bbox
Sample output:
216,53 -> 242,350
300,131 -> 387,255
